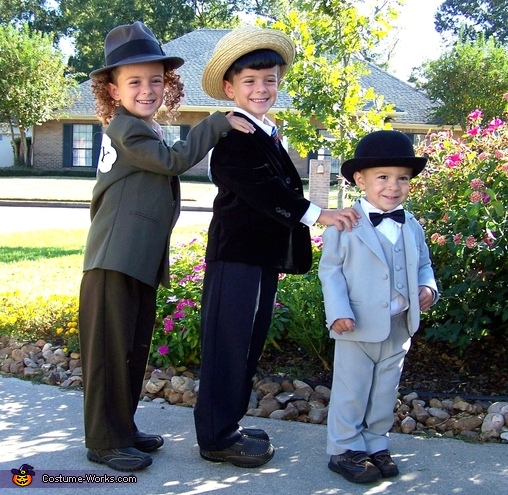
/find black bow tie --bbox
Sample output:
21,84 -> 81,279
369,210 -> 405,227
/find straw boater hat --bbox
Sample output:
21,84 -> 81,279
90,21 -> 184,77
341,130 -> 428,185
202,25 -> 295,101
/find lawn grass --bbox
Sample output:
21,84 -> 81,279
0,224 -> 211,300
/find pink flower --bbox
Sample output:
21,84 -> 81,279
311,236 -> 323,249
176,299 -> 196,310
453,233 -> 463,245
430,232 -> 440,243
482,193 -> 491,204
163,317 -> 175,333
445,153 -> 462,167
158,345 -> 169,355
495,149 -> 505,159
478,152 -> 489,161
441,212 -> 450,223
469,178 -> 484,190
467,127 -> 480,136
483,235 -> 495,248
468,109 -> 483,120
465,236 -> 477,249
437,235 -> 447,246
173,310 -> 185,319
470,191 -> 482,203
503,93 -> 508,100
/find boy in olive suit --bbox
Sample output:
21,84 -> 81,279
318,130 -> 438,483
194,26 -> 359,468
79,21 -> 253,472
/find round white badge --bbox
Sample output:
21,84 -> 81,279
97,134 -> 117,173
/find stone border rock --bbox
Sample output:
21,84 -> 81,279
1,337 -> 507,443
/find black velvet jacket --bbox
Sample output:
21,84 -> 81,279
206,113 -> 313,274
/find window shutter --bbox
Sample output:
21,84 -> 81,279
92,125 -> 103,169
180,125 -> 190,140
62,124 -> 73,168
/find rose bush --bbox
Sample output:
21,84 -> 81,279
410,105 -> 508,349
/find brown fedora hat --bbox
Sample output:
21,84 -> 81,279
341,130 -> 428,185
202,25 -> 295,101
90,21 -> 184,77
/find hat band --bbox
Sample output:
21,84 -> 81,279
106,39 -> 165,66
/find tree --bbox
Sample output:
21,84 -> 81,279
413,36 -> 508,130
0,0 -> 63,35
0,24 -> 79,166
271,0 -> 400,162
60,0 -> 197,78
59,0 -> 285,80
435,0 -> 508,45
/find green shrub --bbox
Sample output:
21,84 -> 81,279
150,232 -> 207,368
410,106 -> 508,349
274,237 -> 333,369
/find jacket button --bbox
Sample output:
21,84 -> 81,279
221,131 -> 228,137
285,212 -> 291,218
286,177 -> 291,184
382,302 -> 389,308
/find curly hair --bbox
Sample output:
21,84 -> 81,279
90,64 -> 185,127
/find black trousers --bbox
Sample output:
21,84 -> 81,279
79,269 -> 156,450
194,261 -> 278,450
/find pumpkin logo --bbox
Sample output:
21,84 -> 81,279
11,464 -> 35,487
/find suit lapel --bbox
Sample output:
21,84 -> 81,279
352,201 -> 387,264
233,112 -> 291,178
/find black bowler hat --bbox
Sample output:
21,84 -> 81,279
341,130 -> 427,185
89,21 -> 184,77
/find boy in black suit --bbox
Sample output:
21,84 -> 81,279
194,25 -> 360,467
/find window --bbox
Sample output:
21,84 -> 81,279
160,125 -> 182,145
63,123 -> 102,168
72,125 -> 93,167
316,130 -> 340,174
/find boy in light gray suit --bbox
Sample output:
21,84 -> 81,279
318,130 -> 438,484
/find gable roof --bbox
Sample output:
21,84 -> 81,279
67,28 -> 439,127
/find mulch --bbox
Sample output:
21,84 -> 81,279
257,331 -> 508,401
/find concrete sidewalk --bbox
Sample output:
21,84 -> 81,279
0,376 -> 507,494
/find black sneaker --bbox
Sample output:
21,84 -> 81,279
200,436 -> 274,468
370,449 -> 399,477
133,431 -> 164,453
87,447 -> 152,472
328,450 -> 382,483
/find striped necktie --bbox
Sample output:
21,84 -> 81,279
271,126 -> 280,149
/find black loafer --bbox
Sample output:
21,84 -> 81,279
200,436 -> 274,468
370,450 -> 399,477
239,426 -> 270,441
133,431 -> 164,453
87,447 -> 152,472
328,450 -> 382,483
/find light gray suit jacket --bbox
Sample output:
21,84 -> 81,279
83,107 -> 230,289
318,200 -> 438,342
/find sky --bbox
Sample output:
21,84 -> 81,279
389,0 -> 445,80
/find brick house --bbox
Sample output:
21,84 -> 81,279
32,29 -> 441,178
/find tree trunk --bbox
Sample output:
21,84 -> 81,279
9,121 -> 19,163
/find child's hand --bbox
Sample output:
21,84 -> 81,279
331,318 -> 355,335
418,286 -> 434,312
318,208 -> 360,231
226,112 -> 255,133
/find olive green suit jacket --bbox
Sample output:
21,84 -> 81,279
83,107 -> 230,288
